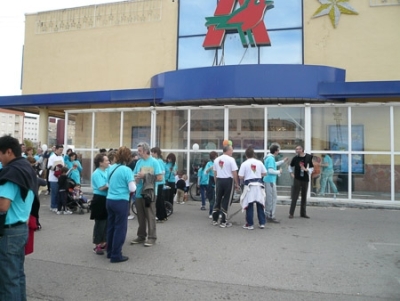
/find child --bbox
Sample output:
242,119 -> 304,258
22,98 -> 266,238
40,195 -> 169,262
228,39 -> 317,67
72,184 -> 88,203
183,174 -> 189,203
176,173 -> 187,204
57,167 -> 73,215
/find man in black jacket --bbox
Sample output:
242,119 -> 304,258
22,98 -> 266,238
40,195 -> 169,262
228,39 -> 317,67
288,145 -> 314,219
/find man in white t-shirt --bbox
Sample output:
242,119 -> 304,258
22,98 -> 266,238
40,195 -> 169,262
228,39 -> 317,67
47,144 -> 64,211
212,145 -> 239,228
238,147 -> 267,230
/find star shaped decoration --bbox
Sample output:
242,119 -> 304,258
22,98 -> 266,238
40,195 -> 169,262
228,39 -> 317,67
312,0 -> 358,28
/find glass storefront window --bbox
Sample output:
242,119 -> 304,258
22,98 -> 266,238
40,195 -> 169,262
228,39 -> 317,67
229,108 -> 265,150
123,111 -> 152,148
75,150 -> 93,186
351,106 -> 390,151
394,107 -> 400,152
260,30 -> 303,64
71,113 -> 92,149
94,112 -> 121,150
156,110 -> 188,150
353,154 -> 391,200
395,155 -> 400,201
265,0 -> 302,29
311,107 -> 349,151
267,107 -> 304,150
190,109 -> 224,150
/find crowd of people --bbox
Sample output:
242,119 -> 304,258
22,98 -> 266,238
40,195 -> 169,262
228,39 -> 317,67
0,133 -> 336,300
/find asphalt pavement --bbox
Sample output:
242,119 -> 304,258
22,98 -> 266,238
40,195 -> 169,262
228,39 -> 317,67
26,194 -> 400,301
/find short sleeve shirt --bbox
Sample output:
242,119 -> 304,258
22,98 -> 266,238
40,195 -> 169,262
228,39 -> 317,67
213,154 -> 238,178
91,168 -> 108,196
106,164 -> 134,201
133,157 -> 162,196
238,158 -> 266,180
0,182 -> 34,224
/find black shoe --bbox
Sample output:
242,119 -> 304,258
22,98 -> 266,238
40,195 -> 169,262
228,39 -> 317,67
288,215 -> 294,219
110,256 -> 129,263
300,215 -> 310,219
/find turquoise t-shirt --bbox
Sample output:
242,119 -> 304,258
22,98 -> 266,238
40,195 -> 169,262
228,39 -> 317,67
263,154 -> 278,183
0,181 -> 34,224
323,155 -> 334,173
66,160 -> 83,184
165,162 -> 178,182
198,167 -> 209,185
205,160 -> 214,177
91,168 -> 108,196
106,164 -> 134,201
155,158 -> 166,186
133,157 -> 162,196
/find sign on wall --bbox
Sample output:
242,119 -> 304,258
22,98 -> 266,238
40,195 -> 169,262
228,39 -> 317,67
203,0 -> 275,48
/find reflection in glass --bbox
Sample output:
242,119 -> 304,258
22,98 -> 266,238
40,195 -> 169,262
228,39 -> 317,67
395,155 -> 400,201
72,113 -> 93,149
157,110 -> 188,150
394,107 -> 400,152
179,1 -> 216,36
122,111 -> 151,148
311,107 -> 349,151
352,106 -> 390,151
94,112 -> 121,150
190,109 -> 224,150
353,154 -> 391,200
217,33 -> 258,65
267,107 -> 304,150
230,108 -> 265,150
74,150 -> 93,186
265,0 -> 302,29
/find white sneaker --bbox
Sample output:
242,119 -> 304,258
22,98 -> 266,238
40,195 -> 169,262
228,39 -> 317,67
56,211 -> 63,215
209,215 -> 212,219
243,224 -> 254,230
128,215 -> 135,220
64,210 -> 73,215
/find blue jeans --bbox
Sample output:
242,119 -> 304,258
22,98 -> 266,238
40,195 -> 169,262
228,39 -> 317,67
0,223 -> 28,301
246,202 -> 266,226
50,181 -> 59,209
106,200 -> 129,261
200,184 -> 207,207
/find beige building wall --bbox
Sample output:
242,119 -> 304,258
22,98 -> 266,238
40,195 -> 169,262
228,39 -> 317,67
304,1 -> 400,81
22,0 -> 178,94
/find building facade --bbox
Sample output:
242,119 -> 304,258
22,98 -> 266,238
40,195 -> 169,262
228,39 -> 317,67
0,0 -> 399,202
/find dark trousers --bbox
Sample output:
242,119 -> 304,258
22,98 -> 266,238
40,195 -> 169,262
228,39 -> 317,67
167,181 -> 176,207
106,200 -> 129,261
290,178 -> 309,216
57,190 -> 67,211
207,176 -> 215,215
155,184 -> 167,220
212,178 -> 234,223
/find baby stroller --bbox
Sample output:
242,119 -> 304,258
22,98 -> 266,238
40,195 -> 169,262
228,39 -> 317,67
66,179 -> 88,214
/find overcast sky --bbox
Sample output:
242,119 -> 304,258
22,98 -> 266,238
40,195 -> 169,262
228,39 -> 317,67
0,0 -> 119,96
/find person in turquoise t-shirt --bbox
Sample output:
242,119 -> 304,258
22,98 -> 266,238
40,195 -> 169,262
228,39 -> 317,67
66,152 -> 82,185
197,160 -> 209,210
263,143 -> 288,223
90,153 -> 110,255
0,135 -> 38,301
131,142 -> 162,247
106,147 -> 136,263
150,147 -> 168,222
165,153 -> 178,206
318,153 -> 338,196
205,151 -> 218,217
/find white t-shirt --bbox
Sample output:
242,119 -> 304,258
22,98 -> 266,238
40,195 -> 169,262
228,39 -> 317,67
213,154 -> 238,178
48,154 -> 64,182
238,158 -> 267,180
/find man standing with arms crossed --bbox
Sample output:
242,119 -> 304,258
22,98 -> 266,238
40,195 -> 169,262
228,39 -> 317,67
264,143 -> 288,224
0,135 -> 39,301
212,145 -> 239,228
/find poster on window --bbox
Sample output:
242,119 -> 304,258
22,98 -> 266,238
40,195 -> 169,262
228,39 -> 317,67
329,125 -> 364,174
131,126 -> 160,149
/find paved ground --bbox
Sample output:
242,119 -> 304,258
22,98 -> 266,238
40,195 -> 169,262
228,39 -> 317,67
26,194 -> 400,301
